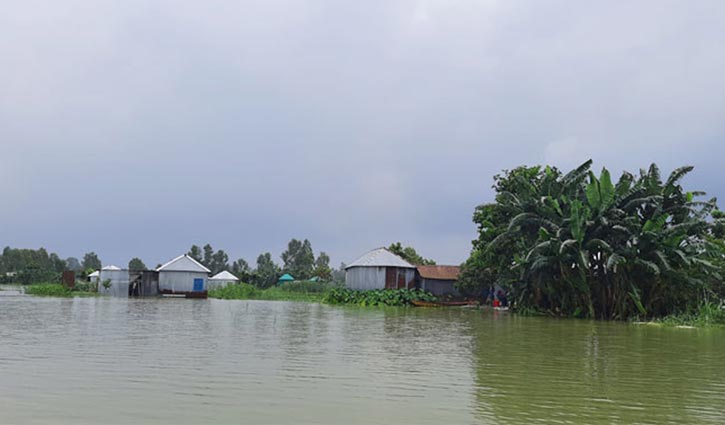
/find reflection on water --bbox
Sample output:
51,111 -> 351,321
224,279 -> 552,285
0,297 -> 723,424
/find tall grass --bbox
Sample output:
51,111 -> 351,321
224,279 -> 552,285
208,282 -> 332,302
25,283 -> 97,297
655,301 -> 725,327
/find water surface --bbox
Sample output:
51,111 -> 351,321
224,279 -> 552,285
1,296 -> 723,424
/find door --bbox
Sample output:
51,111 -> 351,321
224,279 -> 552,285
193,278 -> 204,292
385,268 -> 396,289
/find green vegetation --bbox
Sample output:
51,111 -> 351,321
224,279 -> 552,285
323,288 -> 436,307
210,282 -> 437,307
209,282 -> 332,302
387,242 -> 436,265
653,301 -> 725,327
25,283 -> 97,297
459,160 -> 725,320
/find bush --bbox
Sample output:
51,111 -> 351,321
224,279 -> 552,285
26,283 -> 97,297
322,288 -> 437,307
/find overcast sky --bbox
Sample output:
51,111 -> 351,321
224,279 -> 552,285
2,1 -> 725,268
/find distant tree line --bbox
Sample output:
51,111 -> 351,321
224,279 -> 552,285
186,239 -> 335,289
0,247 -> 103,284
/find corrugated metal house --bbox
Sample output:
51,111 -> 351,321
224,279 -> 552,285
97,265 -> 159,297
345,248 -> 416,290
417,265 -> 460,296
157,254 -> 210,296
207,270 -> 238,290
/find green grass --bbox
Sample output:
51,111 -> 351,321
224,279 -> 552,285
25,283 -> 97,297
208,282 -> 330,302
209,282 -> 438,306
653,301 -> 725,327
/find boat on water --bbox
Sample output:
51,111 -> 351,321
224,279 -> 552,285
411,300 -> 479,308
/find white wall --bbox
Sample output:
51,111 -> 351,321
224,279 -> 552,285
159,271 -> 208,293
345,267 -> 415,290
98,269 -> 129,297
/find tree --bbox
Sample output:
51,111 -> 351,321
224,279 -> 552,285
460,160 -> 724,320
311,251 -> 332,280
254,252 -> 280,288
202,244 -> 214,268
188,245 -> 202,263
331,262 -> 347,283
231,258 -> 252,282
128,258 -> 147,271
388,242 -> 436,265
281,239 -> 315,279
81,252 -> 102,271
65,257 -> 82,272
210,249 -> 229,275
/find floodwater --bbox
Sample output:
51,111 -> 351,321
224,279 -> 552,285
1,296 -> 724,424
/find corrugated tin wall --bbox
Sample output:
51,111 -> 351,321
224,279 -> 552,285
420,279 -> 459,296
345,267 -> 416,290
159,271 -> 208,293
98,269 -> 129,297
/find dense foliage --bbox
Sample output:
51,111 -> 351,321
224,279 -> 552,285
387,242 -> 436,265
25,283 -> 97,297
459,160 -> 724,319
208,281 -> 331,302
323,288 -> 437,306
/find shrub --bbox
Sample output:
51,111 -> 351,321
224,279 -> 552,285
322,288 -> 436,307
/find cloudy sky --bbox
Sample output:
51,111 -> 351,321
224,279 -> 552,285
2,1 -> 724,268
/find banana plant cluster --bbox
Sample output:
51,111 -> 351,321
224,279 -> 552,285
461,160 -> 723,319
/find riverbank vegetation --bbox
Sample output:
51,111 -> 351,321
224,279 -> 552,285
25,283 -> 97,297
209,282 -> 437,307
459,160 -> 725,321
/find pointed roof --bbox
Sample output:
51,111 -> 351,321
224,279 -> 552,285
88,270 -> 100,277
278,273 -> 295,281
156,254 -> 211,273
209,270 -> 239,281
101,265 -> 122,271
345,247 -> 415,269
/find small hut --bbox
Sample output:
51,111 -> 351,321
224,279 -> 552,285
345,247 -> 416,290
88,270 -> 100,284
208,270 -> 239,290
278,273 -> 295,285
156,254 -> 210,296
98,265 -> 128,297
416,265 -> 460,296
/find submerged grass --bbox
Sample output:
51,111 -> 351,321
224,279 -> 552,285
25,283 -> 97,297
652,301 -> 725,327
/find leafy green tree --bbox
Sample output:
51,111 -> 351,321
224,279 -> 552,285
231,258 -> 252,282
188,245 -> 202,263
461,160 -> 723,319
128,257 -> 147,271
210,249 -> 229,275
202,244 -> 214,268
82,252 -> 102,271
388,242 -> 436,265
312,251 -> 332,280
65,257 -> 82,272
254,252 -> 280,288
281,239 -> 315,279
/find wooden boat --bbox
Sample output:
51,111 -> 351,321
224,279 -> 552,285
411,300 -> 479,308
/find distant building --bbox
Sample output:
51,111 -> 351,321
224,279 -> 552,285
278,273 -> 295,285
98,265 -> 128,297
416,265 -> 460,296
345,247 -> 416,290
156,254 -> 210,296
88,270 -> 100,284
208,270 -> 239,290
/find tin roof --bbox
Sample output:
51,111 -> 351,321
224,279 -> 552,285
345,248 -> 415,269
101,265 -> 122,271
417,265 -> 460,281
209,270 -> 239,281
156,254 -> 211,273
278,273 -> 295,281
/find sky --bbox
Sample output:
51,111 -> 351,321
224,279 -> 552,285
2,0 -> 725,268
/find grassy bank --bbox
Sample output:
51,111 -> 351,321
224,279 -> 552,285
209,282 -> 438,306
209,282 -> 331,303
650,302 -> 725,327
25,283 -> 98,297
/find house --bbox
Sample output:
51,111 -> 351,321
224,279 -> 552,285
278,273 -> 294,285
156,254 -> 210,297
98,265 -> 128,297
97,265 -> 159,297
208,270 -> 239,290
416,265 -> 460,296
88,270 -> 100,284
345,247 -> 416,290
